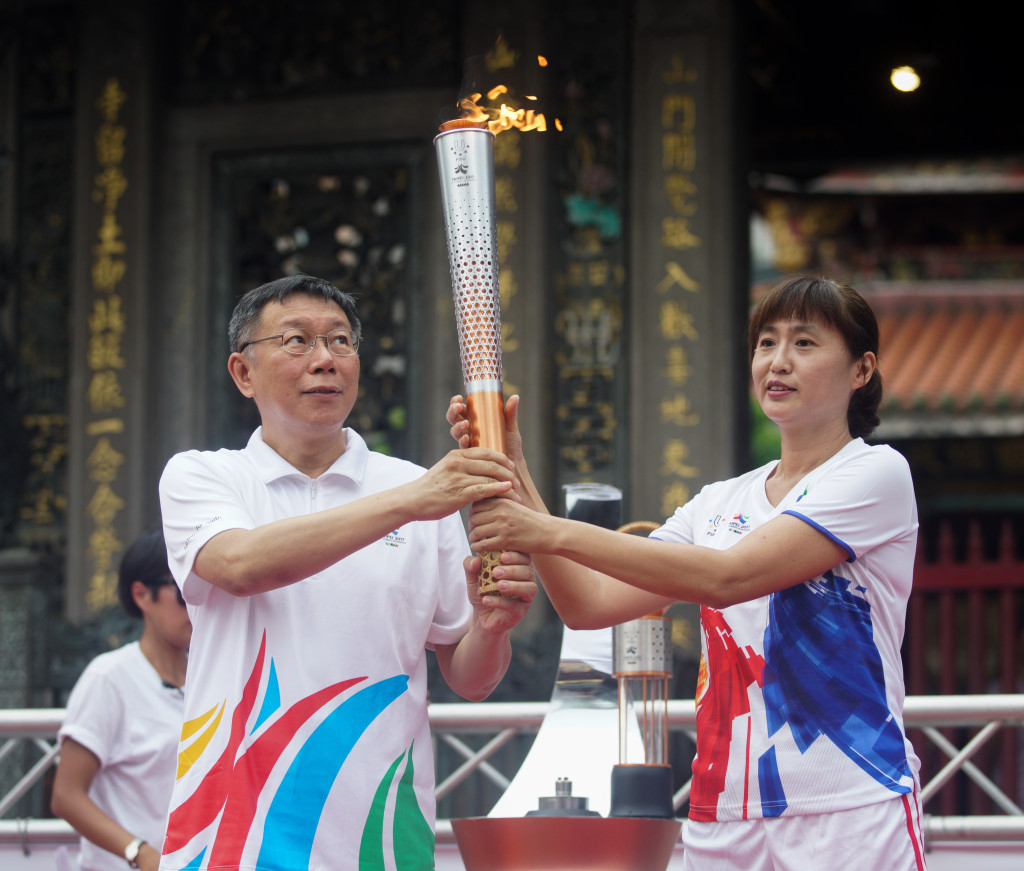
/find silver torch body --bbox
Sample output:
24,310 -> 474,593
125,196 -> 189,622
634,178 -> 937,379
435,120 -> 507,594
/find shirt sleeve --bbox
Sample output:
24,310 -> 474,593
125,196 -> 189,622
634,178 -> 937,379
58,659 -> 125,767
650,486 -> 705,546
425,511 -> 474,647
159,450 -> 255,600
782,446 -> 917,562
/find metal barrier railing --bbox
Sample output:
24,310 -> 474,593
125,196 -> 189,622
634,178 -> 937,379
3,695 -> 1024,848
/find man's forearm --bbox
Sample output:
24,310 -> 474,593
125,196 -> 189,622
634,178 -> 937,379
437,625 -> 512,702
193,485 -> 421,596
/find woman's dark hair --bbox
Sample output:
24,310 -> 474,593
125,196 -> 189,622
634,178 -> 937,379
117,528 -> 172,618
747,275 -> 883,439
228,274 -> 362,353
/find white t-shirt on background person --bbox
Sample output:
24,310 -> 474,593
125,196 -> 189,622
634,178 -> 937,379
59,641 -> 184,871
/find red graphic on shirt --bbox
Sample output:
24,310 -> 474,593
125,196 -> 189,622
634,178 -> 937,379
163,632 -> 366,857
205,677 -> 366,867
690,606 -> 766,821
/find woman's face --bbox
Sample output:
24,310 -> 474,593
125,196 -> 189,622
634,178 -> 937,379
751,317 -> 874,436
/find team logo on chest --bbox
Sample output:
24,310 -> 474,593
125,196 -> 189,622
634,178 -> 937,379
383,530 -> 407,548
704,512 -> 752,538
727,513 -> 751,535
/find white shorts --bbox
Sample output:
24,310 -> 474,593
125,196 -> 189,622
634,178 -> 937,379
682,793 -> 927,871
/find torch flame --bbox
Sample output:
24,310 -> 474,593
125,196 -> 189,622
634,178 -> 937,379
442,37 -> 557,137
448,91 -> 550,135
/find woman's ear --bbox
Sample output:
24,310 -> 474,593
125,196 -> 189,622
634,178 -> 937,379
853,351 -> 877,388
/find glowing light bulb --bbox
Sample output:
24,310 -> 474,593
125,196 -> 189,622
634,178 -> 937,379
891,65 -> 921,92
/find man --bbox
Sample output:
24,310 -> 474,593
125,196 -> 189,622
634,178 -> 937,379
158,274 -> 535,871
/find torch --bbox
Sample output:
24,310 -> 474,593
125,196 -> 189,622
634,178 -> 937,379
609,609 -> 675,819
434,118 -> 507,595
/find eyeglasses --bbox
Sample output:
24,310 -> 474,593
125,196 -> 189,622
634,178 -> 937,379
152,578 -> 186,607
238,327 -> 362,357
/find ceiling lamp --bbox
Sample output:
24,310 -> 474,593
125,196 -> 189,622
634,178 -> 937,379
891,65 -> 921,92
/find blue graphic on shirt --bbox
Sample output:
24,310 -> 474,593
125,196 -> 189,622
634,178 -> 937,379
179,847 -> 207,870
761,571 -> 911,799
757,746 -> 787,818
251,660 -> 281,734
255,674 -> 408,870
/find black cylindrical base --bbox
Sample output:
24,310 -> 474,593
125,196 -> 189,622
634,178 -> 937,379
609,764 -> 675,819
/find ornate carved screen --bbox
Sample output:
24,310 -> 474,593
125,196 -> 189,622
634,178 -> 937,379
210,146 -> 421,458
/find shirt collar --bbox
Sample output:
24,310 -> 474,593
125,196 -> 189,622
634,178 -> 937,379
245,427 -> 369,485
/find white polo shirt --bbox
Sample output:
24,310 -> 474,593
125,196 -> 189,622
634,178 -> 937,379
158,428 -> 472,871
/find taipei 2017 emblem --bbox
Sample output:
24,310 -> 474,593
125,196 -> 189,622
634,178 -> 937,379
451,138 -> 470,174
383,530 -> 406,548
728,513 -> 751,535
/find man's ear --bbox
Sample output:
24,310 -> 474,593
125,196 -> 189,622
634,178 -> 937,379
131,579 -> 153,611
227,351 -> 256,398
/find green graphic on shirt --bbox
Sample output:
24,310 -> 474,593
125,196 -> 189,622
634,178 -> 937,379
359,754 -> 402,871
394,744 -> 434,870
359,743 -> 434,870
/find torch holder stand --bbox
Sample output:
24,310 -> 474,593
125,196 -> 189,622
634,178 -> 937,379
609,763 -> 675,819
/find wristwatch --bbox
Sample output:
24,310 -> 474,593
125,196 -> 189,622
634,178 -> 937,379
124,837 -> 146,868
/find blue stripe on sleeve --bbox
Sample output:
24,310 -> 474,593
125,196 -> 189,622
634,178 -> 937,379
781,510 -> 856,562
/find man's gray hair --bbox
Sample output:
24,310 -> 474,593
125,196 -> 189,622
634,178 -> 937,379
228,275 -> 362,353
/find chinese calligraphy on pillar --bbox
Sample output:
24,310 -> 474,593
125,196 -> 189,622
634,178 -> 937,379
554,260 -> 624,475
654,52 -> 702,518
483,36 -> 525,392
493,129 -> 521,377
83,77 -> 128,611
552,4 -> 630,487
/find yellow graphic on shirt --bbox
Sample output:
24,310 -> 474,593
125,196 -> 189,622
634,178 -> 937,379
177,701 -> 225,779
695,653 -> 708,705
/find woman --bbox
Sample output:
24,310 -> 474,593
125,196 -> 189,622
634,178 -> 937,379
449,276 -> 926,870
52,530 -> 191,871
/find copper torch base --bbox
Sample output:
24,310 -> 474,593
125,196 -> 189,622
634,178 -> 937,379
465,390 -> 507,455
452,815 -> 682,871
465,389 -> 508,596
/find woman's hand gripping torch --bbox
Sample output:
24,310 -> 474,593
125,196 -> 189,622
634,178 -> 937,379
434,119 -> 508,595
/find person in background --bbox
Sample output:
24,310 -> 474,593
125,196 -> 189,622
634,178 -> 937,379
52,529 -> 191,871
157,274 -> 535,870
451,275 -> 927,870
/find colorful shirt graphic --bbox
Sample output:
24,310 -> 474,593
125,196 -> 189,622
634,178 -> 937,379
655,439 -> 921,821
159,428 -> 472,869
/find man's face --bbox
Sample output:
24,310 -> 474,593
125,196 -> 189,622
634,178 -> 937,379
228,294 -> 361,447
146,580 -> 193,651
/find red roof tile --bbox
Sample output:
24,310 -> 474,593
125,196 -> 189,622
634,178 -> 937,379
863,283 -> 1024,431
